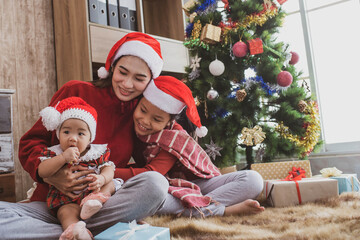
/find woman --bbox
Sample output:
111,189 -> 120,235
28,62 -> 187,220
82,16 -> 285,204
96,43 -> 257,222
0,32 -> 169,240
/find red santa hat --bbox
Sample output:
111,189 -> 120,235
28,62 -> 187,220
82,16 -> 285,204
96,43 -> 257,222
97,32 -> 163,79
39,97 -> 98,142
143,76 -> 208,137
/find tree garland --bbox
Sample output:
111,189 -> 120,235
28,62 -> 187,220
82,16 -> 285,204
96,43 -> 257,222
276,100 -> 321,158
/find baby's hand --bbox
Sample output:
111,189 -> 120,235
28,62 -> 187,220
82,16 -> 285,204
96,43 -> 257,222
87,173 -> 105,192
61,147 -> 80,164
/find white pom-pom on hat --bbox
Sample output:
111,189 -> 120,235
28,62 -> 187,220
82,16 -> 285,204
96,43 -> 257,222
97,67 -> 109,79
39,106 -> 61,131
196,126 -> 208,138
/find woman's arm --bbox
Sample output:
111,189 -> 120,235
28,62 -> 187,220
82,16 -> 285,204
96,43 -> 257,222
114,149 -> 177,181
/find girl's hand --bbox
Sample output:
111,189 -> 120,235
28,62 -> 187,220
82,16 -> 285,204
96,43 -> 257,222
87,173 -> 106,192
44,164 -> 95,198
61,147 -> 80,164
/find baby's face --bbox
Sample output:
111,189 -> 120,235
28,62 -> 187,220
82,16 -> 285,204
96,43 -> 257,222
133,97 -> 171,136
59,118 -> 91,154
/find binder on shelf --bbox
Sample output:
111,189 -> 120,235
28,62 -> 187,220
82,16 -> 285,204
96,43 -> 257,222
128,0 -> 137,31
118,0 -> 130,30
88,0 -> 99,23
98,0 -> 108,26
107,0 -> 119,28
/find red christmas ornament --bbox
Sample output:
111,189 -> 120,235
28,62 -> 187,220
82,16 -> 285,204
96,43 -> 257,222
289,51 -> 299,65
277,71 -> 293,87
247,38 -> 264,55
232,41 -> 248,58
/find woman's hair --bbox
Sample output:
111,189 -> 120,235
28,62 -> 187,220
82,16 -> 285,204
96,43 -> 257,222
91,58 -> 121,88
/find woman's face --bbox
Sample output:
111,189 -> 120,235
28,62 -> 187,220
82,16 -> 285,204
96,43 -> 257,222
59,119 -> 91,155
133,97 -> 171,136
112,55 -> 152,101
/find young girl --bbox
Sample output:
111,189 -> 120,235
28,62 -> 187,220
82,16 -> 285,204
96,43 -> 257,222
133,76 -> 265,218
38,97 -> 120,239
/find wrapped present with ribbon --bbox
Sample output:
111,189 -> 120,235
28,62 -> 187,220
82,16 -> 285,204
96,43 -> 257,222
247,38 -> 264,55
200,24 -> 221,44
264,177 -> 338,207
313,167 -> 360,194
251,160 -> 312,180
95,220 -> 170,240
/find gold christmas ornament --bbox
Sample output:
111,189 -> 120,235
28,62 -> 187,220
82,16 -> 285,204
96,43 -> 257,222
200,24 -> 221,44
298,100 -> 307,113
240,125 -> 266,146
236,89 -> 247,102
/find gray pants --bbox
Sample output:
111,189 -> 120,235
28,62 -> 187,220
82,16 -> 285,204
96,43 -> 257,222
156,170 -> 264,217
0,171 -> 169,240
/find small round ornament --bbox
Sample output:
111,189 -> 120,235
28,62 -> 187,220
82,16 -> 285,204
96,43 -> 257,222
289,51 -> 299,65
236,89 -> 247,102
209,59 -> 225,76
207,87 -> 219,100
277,71 -> 293,87
232,41 -> 248,58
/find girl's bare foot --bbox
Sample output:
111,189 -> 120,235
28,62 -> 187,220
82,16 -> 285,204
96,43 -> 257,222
224,199 -> 265,216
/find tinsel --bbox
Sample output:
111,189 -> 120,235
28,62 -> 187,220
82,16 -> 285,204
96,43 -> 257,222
240,76 -> 278,96
191,20 -> 202,39
195,0 -> 217,14
276,101 -> 321,158
184,38 -> 210,50
220,7 -> 278,45
186,22 -> 194,38
211,108 -> 231,119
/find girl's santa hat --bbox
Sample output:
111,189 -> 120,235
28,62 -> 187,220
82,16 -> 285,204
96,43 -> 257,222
97,32 -> 163,79
143,76 -> 208,138
39,97 -> 98,142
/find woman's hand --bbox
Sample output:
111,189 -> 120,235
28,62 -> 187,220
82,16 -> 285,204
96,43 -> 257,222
44,164 -> 94,198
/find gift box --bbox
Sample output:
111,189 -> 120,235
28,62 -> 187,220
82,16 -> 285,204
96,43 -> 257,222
264,178 -> 339,207
251,160 -> 312,180
314,174 -> 360,194
200,24 -> 221,44
182,0 -> 198,16
95,221 -> 170,240
247,38 -> 263,55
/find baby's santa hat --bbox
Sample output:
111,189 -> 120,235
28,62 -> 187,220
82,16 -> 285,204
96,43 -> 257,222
39,97 -> 98,142
97,32 -> 163,79
143,76 -> 208,138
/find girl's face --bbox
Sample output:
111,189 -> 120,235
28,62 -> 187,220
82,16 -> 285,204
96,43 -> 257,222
59,119 -> 91,155
112,55 -> 152,101
133,97 -> 172,136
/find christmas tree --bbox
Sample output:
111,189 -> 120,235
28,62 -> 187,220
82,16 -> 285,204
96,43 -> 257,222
182,0 -> 322,168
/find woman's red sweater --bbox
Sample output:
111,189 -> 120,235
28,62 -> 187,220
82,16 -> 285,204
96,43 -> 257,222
19,80 -> 176,202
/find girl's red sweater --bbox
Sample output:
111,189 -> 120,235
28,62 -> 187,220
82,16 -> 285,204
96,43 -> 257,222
19,80 -> 176,202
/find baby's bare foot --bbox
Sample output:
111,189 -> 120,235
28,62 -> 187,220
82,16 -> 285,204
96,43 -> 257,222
224,199 -> 265,216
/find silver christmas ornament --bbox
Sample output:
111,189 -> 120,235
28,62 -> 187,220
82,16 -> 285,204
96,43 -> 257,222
207,87 -> 219,100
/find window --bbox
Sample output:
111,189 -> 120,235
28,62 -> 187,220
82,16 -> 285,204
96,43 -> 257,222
278,0 -> 360,153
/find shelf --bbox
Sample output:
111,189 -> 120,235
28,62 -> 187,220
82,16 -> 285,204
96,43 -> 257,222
53,0 -> 189,88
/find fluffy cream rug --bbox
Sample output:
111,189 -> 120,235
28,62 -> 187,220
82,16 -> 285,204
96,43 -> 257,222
145,192 -> 360,240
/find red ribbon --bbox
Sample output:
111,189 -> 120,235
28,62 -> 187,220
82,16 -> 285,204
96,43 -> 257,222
281,167 -> 306,204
